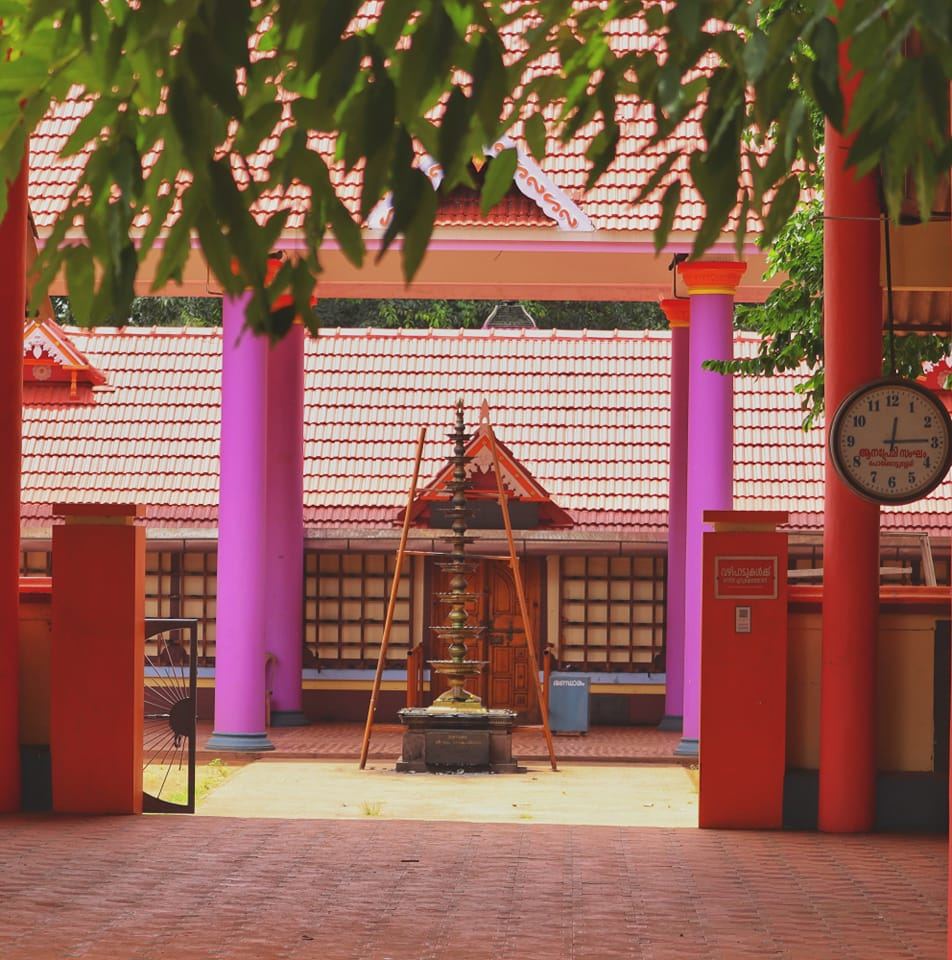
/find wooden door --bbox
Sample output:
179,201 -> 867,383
485,559 -> 542,722
426,557 -> 543,721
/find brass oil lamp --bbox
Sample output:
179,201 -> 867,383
427,399 -> 487,712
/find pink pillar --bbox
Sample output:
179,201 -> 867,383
265,322 -> 307,725
207,293 -> 274,751
676,261 -> 746,757
658,299 -> 690,730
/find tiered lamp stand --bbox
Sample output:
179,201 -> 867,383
358,400 -> 558,773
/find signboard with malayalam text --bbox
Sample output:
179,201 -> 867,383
714,555 -> 779,600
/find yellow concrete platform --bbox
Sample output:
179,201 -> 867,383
196,759 -> 699,827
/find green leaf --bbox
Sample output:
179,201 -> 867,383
401,175 -> 438,282
762,177 -> 800,243
524,112 -> 546,162
808,18 -> 843,131
480,147 -> 517,214
585,124 -> 620,190
235,102 -> 282,154
64,245 -> 94,324
437,86 -> 472,187
654,180 -> 681,253
471,34 -> 507,140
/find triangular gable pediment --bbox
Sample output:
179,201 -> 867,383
22,317 -> 106,392
406,423 -> 574,528
368,135 -> 594,233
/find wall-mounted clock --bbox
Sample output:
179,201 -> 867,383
829,377 -> 952,505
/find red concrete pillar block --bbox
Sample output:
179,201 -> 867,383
699,511 -> 789,829
0,155 -> 28,813
51,503 -> 145,814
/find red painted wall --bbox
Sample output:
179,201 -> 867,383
51,506 -> 144,814
700,523 -> 788,829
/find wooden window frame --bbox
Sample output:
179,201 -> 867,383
558,553 -> 667,673
304,550 -> 414,669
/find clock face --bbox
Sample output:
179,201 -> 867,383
830,378 -> 952,505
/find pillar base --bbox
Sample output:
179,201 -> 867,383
205,732 -> 275,752
269,710 -> 309,728
658,715 -> 683,733
674,737 -> 699,758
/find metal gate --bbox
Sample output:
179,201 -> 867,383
143,618 -> 198,813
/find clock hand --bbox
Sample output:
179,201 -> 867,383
887,417 -> 898,451
891,438 -> 930,444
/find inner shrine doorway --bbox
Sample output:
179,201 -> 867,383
428,557 -> 544,723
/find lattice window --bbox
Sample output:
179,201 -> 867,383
559,554 -> 666,672
19,548 -> 52,576
304,551 -> 412,668
181,550 -> 217,663
143,548 -> 216,662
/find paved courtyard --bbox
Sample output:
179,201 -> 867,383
0,814 -> 945,960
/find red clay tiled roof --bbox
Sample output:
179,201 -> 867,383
27,12 -> 748,237
19,325 -> 952,537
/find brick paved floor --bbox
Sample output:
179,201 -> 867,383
0,815 -> 945,960
196,722 -> 686,764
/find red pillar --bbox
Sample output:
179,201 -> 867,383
50,504 -> 145,814
818,34 -> 882,832
0,157 -> 27,813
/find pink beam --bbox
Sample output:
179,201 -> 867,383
206,293 -> 274,751
676,262 -> 746,757
265,322 -> 307,725
0,156 -> 26,812
659,299 -> 690,730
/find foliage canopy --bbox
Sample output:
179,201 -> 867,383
0,1 -> 950,335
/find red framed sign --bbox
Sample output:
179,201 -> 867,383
714,555 -> 779,600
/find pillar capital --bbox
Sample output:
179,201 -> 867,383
658,298 -> 690,328
678,260 -> 747,296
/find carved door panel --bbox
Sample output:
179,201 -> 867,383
485,559 -> 542,723
426,557 -> 542,720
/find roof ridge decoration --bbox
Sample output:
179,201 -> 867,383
404,420 -> 574,529
22,316 -> 106,397
366,135 -> 594,233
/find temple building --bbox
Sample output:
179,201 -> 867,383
18,318 -> 952,726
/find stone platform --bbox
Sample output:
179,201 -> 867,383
396,708 -> 526,773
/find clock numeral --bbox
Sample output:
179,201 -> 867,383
888,476 -> 897,489
851,415 -> 866,427
886,393 -> 900,407
852,456 -> 860,467
910,401 -> 916,413
925,416 -> 933,428
871,471 -> 878,484
846,435 -> 855,447
931,437 -> 940,449
908,472 -> 916,485
867,399 -> 880,412
925,456 -> 932,468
